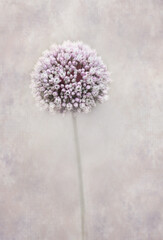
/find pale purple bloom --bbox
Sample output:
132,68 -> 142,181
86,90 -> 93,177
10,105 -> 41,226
30,41 -> 111,113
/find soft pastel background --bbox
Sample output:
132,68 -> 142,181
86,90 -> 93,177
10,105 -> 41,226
0,0 -> 163,239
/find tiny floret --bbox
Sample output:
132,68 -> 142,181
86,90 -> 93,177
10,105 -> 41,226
30,41 -> 111,113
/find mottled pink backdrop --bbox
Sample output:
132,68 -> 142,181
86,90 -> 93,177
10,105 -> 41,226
0,0 -> 163,239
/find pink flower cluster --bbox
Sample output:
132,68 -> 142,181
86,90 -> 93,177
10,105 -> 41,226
30,41 -> 111,114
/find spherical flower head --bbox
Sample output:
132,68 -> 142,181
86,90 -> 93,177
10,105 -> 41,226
30,41 -> 111,114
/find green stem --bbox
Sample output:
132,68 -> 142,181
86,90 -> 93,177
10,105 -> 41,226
72,114 -> 85,240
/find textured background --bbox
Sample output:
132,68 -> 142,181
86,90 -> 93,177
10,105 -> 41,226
0,0 -> 163,239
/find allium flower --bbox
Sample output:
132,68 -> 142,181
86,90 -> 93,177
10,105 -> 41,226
30,41 -> 111,113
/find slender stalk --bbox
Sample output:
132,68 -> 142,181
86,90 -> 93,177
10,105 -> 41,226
72,113 -> 85,240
